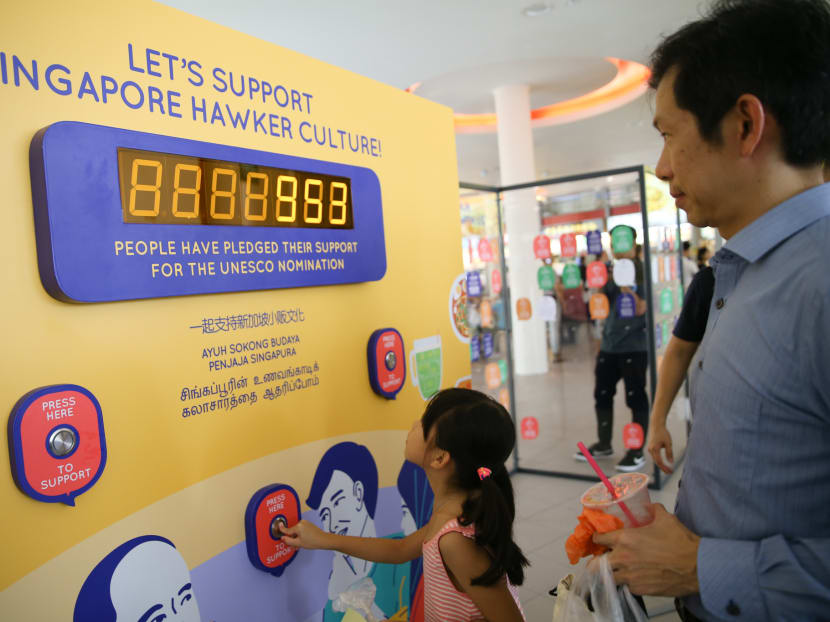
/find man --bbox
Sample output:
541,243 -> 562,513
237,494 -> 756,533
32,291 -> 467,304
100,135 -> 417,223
681,241 -> 698,288
576,224 -> 649,472
594,1 -> 830,620
307,442 -> 408,621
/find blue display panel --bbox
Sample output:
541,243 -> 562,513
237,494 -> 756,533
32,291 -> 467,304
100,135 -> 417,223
29,122 -> 387,302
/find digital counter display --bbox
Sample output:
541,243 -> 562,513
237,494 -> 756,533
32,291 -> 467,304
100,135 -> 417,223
30,122 -> 386,302
117,148 -> 354,229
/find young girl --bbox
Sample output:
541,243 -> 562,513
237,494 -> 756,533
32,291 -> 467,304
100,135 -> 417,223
280,388 -> 528,622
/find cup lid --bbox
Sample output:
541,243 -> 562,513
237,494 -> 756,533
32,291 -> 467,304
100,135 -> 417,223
581,472 -> 648,506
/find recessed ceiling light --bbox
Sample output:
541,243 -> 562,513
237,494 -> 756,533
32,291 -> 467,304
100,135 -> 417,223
522,3 -> 552,17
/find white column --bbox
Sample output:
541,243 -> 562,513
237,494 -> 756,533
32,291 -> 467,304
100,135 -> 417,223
493,84 -> 548,376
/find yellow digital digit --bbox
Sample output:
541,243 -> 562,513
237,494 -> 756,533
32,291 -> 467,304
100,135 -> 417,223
245,172 -> 269,221
329,181 -> 348,225
304,178 -> 323,224
210,168 -> 237,220
128,158 -> 162,216
276,175 -> 297,222
172,163 -> 201,218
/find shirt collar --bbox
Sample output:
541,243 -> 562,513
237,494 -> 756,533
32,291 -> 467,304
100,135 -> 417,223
723,182 -> 830,263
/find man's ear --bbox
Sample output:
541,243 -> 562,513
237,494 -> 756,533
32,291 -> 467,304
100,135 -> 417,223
734,94 -> 766,158
353,480 -> 364,511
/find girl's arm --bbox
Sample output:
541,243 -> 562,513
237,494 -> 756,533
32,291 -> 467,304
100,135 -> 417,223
439,532 -> 525,622
279,520 -> 427,564
647,335 -> 699,473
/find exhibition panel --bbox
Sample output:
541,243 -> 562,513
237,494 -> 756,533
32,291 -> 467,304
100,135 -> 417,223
1,2 -> 467,620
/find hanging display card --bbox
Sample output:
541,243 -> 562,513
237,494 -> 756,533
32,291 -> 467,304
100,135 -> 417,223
562,264 -> 582,289
586,261 -> 608,288
537,265 -> 556,290
559,233 -> 577,258
589,293 -> 609,320
612,259 -> 636,287
533,235 -> 552,259
586,230 -> 603,255
482,332 -> 494,358
466,271 -> 482,297
478,238 -> 493,262
616,293 -> 636,318
491,269 -> 502,295
611,226 -> 634,254
537,296 -> 557,322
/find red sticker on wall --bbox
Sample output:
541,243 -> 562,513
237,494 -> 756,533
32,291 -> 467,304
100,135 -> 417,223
622,423 -> 644,450
520,417 -> 539,440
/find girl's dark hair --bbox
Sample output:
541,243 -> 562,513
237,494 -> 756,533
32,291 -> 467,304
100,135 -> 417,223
421,388 -> 529,586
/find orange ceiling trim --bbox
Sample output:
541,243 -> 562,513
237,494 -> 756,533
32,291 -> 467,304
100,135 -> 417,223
446,57 -> 650,133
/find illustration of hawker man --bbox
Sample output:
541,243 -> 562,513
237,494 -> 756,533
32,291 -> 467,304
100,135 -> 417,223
74,535 -> 200,622
307,442 -> 409,621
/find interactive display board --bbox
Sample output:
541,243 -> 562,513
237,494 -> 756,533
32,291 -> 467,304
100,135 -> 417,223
0,2 -> 466,620
31,121 -> 385,302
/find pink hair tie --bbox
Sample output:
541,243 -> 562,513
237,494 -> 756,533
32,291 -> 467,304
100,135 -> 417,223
477,467 -> 492,480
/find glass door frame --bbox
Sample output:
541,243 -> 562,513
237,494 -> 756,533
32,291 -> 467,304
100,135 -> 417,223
461,165 -> 686,490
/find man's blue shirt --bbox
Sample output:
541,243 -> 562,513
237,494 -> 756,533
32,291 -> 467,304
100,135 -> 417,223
676,183 -> 830,621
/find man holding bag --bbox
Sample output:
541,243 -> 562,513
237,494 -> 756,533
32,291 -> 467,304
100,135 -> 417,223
594,1 -> 830,620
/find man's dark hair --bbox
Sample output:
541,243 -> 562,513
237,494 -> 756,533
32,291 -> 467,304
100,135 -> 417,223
682,241 -> 691,252
649,0 -> 830,167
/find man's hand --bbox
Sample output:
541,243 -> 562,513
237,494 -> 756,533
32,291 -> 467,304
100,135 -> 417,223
646,424 -> 674,474
280,519 -> 330,550
593,504 -> 700,597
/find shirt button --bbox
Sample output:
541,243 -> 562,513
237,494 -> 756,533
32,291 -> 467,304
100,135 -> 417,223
716,298 -> 725,309
726,600 -> 741,616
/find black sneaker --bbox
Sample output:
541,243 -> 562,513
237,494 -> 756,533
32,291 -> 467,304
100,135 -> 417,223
574,442 -> 613,461
616,450 -> 645,472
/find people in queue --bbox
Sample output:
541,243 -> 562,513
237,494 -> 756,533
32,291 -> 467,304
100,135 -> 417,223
593,2 -> 830,620
646,264 -> 713,474
281,388 -> 528,622
577,225 -> 650,472
680,241 -> 699,287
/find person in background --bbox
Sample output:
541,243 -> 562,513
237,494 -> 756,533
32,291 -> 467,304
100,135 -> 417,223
646,264 -> 713,473
576,225 -> 650,472
680,241 -> 698,288
594,2 -> 830,620
695,245 -> 710,271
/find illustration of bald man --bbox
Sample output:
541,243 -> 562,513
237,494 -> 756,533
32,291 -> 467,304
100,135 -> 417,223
74,535 -> 200,622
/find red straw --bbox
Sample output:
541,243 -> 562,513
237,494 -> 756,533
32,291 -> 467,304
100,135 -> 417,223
577,442 -> 640,527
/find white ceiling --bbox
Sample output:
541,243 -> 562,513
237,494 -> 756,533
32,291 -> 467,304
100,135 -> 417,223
158,0 -> 710,185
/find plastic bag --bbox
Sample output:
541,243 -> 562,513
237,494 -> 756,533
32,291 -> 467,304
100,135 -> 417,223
332,577 -> 380,622
552,554 -> 648,622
